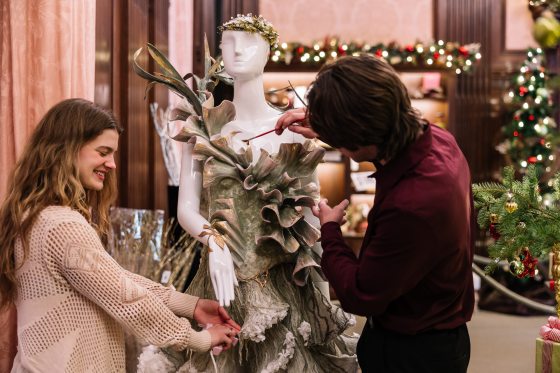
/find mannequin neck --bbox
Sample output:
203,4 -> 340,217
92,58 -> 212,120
232,75 -> 276,121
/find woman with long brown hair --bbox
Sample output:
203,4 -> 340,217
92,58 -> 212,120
0,98 -> 239,372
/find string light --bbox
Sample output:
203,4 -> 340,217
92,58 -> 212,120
269,38 -> 481,72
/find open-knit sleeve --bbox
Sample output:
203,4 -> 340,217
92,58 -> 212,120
41,218 -> 211,352
123,270 -> 200,319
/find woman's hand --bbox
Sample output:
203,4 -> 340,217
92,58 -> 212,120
275,108 -> 319,139
208,237 -> 238,307
194,299 -> 241,331
206,324 -> 238,351
311,199 -> 349,226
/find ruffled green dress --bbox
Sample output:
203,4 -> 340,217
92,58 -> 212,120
171,100 -> 358,372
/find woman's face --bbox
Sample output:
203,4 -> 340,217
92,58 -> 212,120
76,129 -> 119,191
220,31 -> 269,79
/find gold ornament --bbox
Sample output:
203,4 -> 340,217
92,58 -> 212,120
199,224 -> 226,251
505,201 -> 518,213
509,260 -> 524,276
490,213 -> 499,224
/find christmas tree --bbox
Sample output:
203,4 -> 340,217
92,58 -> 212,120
473,166 -> 560,313
497,48 -> 558,177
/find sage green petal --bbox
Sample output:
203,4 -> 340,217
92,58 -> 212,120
292,219 -> 321,247
203,100 -> 236,137
256,225 -> 300,254
261,204 -> 303,228
253,150 -> 278,181
292,249 -> 320,286
276,172 -> 299,190
202,157 -> 240,188
257,187 -> 283,203
171,116 -> 206,142
243,175 -> 258,190
194,137 -> 236,166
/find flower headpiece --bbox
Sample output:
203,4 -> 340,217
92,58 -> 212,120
219,13 -> 279,48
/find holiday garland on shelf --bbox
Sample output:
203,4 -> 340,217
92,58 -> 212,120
497,48 -> 559,175
269,37 -> 481,73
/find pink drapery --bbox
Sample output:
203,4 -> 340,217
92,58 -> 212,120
0,1 -> 96,371
0,0 -> 96,199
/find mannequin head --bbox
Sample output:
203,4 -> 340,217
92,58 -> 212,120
220,30 -> 270,79
219,14 -> 277,80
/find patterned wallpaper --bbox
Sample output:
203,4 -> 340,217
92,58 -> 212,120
259,0 -> 433,45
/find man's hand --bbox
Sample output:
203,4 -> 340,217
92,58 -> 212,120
275,107 -> 319,139
193,299 -> 241,332
312,199 -> 349,226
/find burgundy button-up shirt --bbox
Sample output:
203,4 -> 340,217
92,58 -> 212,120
321,124 -> 474,334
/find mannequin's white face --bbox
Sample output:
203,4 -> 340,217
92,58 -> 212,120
220,31 -> 269,79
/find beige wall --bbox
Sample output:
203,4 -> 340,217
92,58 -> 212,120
260,0 -> 432,45
506,0 -> 537,51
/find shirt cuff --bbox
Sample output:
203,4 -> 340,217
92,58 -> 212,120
320,221 -> 345,244
169,291 -> 199,319
188,330 -> 212,352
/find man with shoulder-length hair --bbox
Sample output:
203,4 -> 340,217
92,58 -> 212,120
276,54 -> 474,373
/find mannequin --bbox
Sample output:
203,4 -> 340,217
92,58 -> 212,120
178,28 -> 311,308
173,15 -> 357,372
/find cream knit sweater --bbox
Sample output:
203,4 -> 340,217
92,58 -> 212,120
11,206 -> 211,373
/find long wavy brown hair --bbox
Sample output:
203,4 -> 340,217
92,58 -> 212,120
0,98 -> 123,309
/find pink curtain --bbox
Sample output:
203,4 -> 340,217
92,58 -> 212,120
0,0 -> 96,199
0,1 -> 96,371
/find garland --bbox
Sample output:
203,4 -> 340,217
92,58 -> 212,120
270,37 -> 481,74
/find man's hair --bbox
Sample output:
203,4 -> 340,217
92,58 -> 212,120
306,54 -> 424,161
0,98 -> 123,309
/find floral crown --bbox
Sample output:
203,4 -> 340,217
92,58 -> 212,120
219,13 -> 279,48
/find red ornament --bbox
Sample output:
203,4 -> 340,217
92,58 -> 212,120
433,52 -> 440,59
337,46 -> 346,55
375,49 -> 383,57
297,46 -> 304,54
528,156 -> 538,164
458,46 -> 468,56
489,223 -> 500,240
550,280 -> 556,291
517,248 -> 538,278
513,131 -> 519,137
529,114 -> 535,121
514,115 -> 520,121
405,45 -> 414,52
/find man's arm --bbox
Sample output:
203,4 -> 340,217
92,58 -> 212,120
320,208 -> 438,316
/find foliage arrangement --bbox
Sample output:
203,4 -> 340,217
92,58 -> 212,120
269,37 -> 481,73
133,38 -> 232,123
473,166 -> 560,277
497,48 -> 559,176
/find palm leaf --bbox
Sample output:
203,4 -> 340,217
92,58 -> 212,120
133,47 -> 203,115
146,43 -> 183,81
